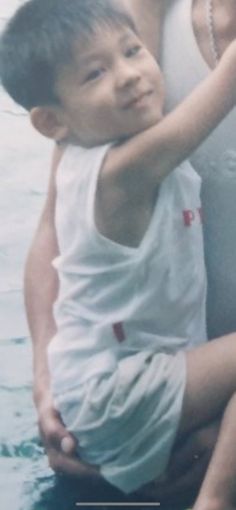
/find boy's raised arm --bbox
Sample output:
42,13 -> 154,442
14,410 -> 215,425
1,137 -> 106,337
104,40 -> 236,193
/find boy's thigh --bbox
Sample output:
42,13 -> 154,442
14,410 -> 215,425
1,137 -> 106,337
177,333 -> 236,439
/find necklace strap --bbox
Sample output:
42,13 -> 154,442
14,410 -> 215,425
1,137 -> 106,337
206,0 -> 220,67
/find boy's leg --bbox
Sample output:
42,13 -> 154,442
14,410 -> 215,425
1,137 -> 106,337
177,333 -> 236,510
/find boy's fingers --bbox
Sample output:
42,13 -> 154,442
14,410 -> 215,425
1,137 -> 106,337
47,420 -> 77,453
49,429 -> 77,455
61,435 -> 76,455
38,409 -> 99,478
36,394 -> 99,478
38,407 -> 77,454
43,427 -> 77,457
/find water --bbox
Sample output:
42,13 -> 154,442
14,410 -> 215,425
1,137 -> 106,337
0,2 -> 53,507
0,337 -> 51,510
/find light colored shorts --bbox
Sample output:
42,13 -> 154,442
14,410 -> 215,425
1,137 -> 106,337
52,349 -> 186,493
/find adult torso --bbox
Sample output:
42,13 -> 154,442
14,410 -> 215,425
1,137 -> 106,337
162,0 -> 236,338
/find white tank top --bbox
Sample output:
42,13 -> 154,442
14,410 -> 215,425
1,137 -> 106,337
162,0 -> 236,338
49,145 -> 206,392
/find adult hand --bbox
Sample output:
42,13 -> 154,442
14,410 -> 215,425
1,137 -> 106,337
37,391 -> 99,478
140,421 -> 220,507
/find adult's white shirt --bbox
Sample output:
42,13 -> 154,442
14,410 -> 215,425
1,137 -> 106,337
162,0 -> 236,338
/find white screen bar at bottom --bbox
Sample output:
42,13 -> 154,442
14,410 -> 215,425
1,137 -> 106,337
76,503 -> 161,507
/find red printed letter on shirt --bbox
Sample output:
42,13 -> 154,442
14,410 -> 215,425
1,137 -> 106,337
183,209 -> 195,227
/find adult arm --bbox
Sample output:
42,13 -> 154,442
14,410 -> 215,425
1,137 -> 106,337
24,145 -> 98,477
124,0 -> 164,58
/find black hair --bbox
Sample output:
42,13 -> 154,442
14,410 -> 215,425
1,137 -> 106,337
0,0 -> 137,110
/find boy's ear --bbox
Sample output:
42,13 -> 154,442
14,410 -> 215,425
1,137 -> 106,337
30,106 -> 69,142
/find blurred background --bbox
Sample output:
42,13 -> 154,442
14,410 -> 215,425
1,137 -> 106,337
0,2 -> 54,509
0,0 -> 52,341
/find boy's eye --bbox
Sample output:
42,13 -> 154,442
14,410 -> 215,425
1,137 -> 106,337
125,45 -> 142,58
85,67 -> 105,82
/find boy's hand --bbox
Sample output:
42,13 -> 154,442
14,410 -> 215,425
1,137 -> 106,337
37,391 -> 99,478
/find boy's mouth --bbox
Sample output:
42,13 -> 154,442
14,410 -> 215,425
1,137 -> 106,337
123,90 -> 153,109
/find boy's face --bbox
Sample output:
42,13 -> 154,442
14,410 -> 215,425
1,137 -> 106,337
55,24 -> 164,147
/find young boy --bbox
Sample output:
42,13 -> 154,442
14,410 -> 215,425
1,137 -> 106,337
2,0 -> 236,507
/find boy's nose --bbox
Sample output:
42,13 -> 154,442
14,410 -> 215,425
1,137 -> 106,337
115,60 -> 141,89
